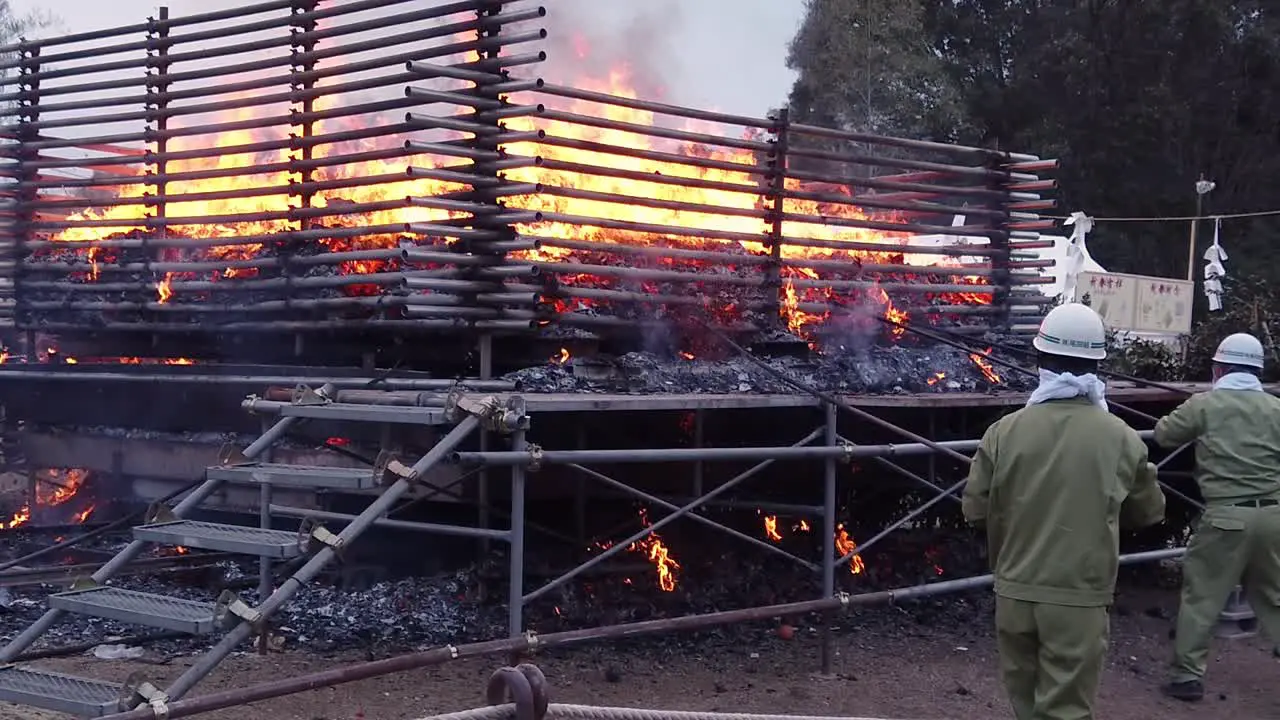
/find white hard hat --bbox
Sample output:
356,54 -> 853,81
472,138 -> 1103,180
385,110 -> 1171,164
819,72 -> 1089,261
1212,333 -> 1265,368
1032,303 -> 1107,360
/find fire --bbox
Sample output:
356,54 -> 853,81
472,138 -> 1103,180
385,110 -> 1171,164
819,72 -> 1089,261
794,519 -> 811,533
3,506 -> 30,529
613,509 -> 680,592
834,523 -> 867,575
763,514 -> 782,542
2,468 -> 93,530
40,47 -> 997,329
968,347 -> 1002,384
552,348 -> 570,364
175,546 -> 190,555
678,351 -> 695,360
927,372 -> 946,386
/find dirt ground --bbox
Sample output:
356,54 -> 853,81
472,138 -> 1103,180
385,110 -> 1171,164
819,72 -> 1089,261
0,586 -> 1277,720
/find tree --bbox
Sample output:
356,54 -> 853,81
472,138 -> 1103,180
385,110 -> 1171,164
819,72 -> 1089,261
785,0 -> 966,140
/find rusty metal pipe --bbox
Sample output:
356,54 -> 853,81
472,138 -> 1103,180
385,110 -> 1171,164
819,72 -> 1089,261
23,223 -> 417,252
532,133 -> 766,179
784,144 -> 1020,181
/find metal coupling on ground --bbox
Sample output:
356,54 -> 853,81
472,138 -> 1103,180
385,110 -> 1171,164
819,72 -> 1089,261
121,673 -> 170,720
526,444 -> 544,472
445,390 -> 530,433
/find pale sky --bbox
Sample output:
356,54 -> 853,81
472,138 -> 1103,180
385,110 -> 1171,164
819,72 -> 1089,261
11,0 -> 803,119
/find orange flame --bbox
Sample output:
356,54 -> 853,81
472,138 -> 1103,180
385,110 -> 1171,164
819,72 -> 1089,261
552,348 -> 570,364
927,372 -> 946,386
628,509 -> 680,592
3,506 -> 30,529
763,515 -> 782,542
175,546 -> 190,555
968,347 -> 1002,383
73,505 -> 96,524
794,519 -> 811,533
834,523 -> 867,575
43,56 -> 997,324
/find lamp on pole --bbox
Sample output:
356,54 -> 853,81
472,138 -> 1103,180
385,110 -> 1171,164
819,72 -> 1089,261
1188,175 -> 1216,281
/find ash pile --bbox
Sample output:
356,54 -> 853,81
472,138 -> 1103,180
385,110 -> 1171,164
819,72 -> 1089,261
506,342 -> 1030,395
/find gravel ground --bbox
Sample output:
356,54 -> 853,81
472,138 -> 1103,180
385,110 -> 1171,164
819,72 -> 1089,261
0,585 -> 1275,720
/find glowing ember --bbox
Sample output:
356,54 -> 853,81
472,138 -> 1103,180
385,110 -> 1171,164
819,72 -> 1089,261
793,519 -> 811,533
35,468 -> 89,506
968,347 -> 1002,384
175,546 -> 190,555
678,351 -> 695,360
73,505 -> 96,524
926,372 -> 946,386
834,523 -> 867,575
552,348 -> 570,364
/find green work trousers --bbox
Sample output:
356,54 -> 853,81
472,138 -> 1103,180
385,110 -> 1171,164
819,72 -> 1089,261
1171,504 -> 1280,683
995,595 -> 1109,720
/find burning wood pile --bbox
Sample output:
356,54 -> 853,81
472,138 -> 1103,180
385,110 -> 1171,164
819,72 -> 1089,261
0,0 -> 1058,368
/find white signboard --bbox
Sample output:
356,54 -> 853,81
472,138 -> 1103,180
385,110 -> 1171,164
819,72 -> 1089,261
1075,272 -> 1193,335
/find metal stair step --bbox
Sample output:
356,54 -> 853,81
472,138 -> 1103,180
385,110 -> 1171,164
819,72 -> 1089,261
134,519 -> 301,558
207,462 -> 379,490
48,586 -> 218,634
0,666 -> 124,717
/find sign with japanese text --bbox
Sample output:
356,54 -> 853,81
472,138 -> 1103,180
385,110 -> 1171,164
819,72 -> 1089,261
1074,272 -> 1193,334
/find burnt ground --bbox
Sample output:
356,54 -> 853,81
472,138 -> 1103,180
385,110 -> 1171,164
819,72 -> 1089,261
0,584 -> 1277,720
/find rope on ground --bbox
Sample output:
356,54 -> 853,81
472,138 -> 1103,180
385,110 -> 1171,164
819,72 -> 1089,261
416,705 -> 905,720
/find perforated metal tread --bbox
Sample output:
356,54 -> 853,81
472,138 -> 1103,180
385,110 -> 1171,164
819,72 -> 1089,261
0,665 -> 124,717
135,519 -> 301,558
49,586 -> 217,634
208,462 -> 379,490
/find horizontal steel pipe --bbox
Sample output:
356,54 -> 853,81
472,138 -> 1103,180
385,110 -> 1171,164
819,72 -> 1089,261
782,166 -> 1009,201
405,86 -> 507,110
781,185 -> 1007,221
269,505 -> 510,541
525,158 -> 761,199
0,368 -> 516,390
535,84 -> 774,129
783,144 -> 1012,181
23,223 -> 418,252
532,133 -> 768,180
536,108 -> 770,153
785,122 -> 1039,162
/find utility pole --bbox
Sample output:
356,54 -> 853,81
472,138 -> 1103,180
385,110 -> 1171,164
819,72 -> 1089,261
1188,175 -> 1216,281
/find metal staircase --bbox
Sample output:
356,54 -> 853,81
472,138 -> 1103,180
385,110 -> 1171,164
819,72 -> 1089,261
0,384 -> 527,718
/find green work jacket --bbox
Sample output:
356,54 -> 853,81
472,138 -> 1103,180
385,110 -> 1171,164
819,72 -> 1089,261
1154,388 -> 1280,505
963,397 -> 1166,606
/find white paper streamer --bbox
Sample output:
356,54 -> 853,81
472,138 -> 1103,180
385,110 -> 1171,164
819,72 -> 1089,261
1061,211 -> 1094,302
1203,217 -> 1227,312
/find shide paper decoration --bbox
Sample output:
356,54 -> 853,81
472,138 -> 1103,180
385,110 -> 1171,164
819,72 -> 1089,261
1061,211 -> 1094,303
1203,217 -> 1228,312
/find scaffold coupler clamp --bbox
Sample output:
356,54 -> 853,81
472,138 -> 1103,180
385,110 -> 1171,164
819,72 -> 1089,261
297,516 -> 346,557
290,383 -> 332,406
840,441 -> 855,464
214,589 -> 265,632
836,591 -> 851,611
122,672 -> 170,719
526,444 -> 544,472
523,629 -> 539,653
374,449 -> 419,485
445,390 -> 529,434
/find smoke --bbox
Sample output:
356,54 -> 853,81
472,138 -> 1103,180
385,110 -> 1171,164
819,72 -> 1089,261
537,0 -> 683,100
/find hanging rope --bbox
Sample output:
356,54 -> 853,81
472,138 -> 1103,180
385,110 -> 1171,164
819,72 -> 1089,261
1045,208 -> 1280,223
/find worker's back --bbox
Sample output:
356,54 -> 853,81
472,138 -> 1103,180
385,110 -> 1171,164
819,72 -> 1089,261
965,396 -> 1155,607
1156,390 -> 1280,503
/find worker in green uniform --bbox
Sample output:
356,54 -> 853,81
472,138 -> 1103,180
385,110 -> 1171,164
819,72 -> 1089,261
964,302 -> 1167,720
1155,332 -> 1280,702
